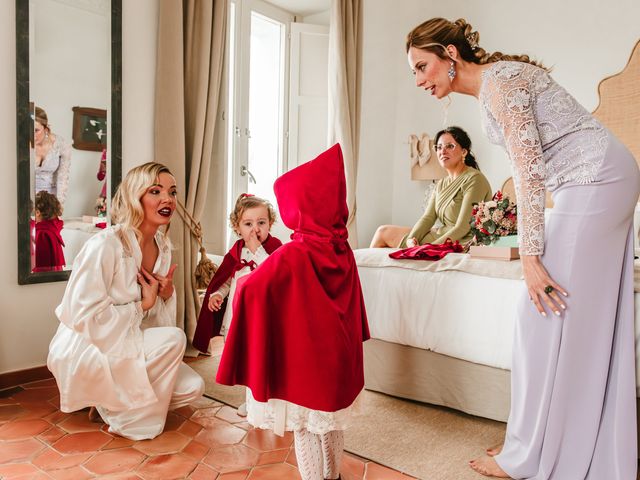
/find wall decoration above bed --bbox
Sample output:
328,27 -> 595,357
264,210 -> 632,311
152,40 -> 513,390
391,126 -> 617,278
72,106 -> 108,152
409,132 -> 447,181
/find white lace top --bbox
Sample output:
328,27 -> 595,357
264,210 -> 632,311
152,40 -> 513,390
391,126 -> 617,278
479,61 -> 608,255
35,135 -> 71,205
217,245 -> 269,337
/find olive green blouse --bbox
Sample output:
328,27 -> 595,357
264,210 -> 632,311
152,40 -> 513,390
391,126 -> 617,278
400,167 -> 492,247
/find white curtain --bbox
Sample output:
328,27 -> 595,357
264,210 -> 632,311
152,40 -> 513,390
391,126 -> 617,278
328,0 -> 362,247
154,0 -> 228,349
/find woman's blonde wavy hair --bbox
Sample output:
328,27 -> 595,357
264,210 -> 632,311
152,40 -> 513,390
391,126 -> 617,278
406,18 -> 547,70
111,162 -> 175,253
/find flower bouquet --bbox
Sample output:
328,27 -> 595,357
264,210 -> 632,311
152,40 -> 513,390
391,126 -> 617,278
95,196 -> 107,217
469,191 -> 517,246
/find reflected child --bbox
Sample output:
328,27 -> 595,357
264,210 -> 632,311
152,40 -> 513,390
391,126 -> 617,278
33,190 -> 66,272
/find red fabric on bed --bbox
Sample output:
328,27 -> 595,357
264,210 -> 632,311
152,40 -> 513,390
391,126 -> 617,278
389,238 -> 463,260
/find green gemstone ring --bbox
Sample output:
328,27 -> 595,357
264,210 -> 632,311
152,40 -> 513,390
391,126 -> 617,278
544,285 -> 554,294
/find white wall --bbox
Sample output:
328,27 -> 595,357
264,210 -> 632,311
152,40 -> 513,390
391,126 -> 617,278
302,9 -> 329,26
357,0 -> 640,245
0,0 -> 159,375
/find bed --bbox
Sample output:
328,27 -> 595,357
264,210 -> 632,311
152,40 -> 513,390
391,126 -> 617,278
356,248 -> 640,423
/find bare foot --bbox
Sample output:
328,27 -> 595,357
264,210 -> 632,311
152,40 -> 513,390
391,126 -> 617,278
88,406 -> 104,423
486,443 -> 503,457
469,455 -> 510,478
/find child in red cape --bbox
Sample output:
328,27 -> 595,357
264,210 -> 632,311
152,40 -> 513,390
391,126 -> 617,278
34,190 -> 66,272
193,194 -> 282,414
217,144 -> 370,480
193,194 -> 282,352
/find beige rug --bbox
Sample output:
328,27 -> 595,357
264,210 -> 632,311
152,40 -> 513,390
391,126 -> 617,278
189,354 -> 506,480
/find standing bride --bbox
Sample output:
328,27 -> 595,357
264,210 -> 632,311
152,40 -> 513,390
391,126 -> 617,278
405,17 -> 639,479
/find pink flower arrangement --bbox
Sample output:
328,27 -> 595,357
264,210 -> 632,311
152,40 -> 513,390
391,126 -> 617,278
95,196 -> 107,217
469,190 -> 517,245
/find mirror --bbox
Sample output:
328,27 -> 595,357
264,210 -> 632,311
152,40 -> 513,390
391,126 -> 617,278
16,0 -> 121,284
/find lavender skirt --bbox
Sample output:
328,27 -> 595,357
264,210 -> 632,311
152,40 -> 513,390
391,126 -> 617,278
495,134 -> 640,479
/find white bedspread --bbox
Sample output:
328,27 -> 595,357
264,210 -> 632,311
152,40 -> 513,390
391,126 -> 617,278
354,248 -> 640,395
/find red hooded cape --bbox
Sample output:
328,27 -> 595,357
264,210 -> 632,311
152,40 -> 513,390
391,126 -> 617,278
34,218 -> 66,272
216,143 -> 370,412
192,235 -> 282,353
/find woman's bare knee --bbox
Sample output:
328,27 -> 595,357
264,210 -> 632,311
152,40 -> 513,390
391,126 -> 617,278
370,225 -> 405,248
370,225 -> 391,247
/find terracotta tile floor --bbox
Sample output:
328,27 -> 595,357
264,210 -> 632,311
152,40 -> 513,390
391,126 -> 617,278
0,378 -> 415,479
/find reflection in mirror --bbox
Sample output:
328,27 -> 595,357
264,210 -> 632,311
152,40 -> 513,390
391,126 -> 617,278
16,0 -> 121,284
30,0 -> 110,274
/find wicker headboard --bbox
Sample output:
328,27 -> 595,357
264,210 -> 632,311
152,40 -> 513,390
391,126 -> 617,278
501,177 -> 554,208
593,39 -> 640,166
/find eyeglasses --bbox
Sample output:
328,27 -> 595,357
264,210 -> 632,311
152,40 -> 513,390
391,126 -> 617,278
435,143 -> 457,152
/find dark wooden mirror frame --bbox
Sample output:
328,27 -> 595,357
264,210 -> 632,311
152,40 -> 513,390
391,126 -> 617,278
16,0 -> 122,285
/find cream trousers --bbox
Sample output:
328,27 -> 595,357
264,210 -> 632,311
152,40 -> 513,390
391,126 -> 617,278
97,327 -> 204,440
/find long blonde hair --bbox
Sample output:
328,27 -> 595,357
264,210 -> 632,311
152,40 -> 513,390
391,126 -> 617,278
406,18 -> 547,70
111,162 -> 174,252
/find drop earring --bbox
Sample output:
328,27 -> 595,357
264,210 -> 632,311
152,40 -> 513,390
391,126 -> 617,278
448,61 -> 456,81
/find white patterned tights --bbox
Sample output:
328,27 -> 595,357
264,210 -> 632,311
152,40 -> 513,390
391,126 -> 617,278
294,429 -> 343,480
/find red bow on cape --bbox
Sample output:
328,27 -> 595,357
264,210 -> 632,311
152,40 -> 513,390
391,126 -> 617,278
192,235 -> 282,353
389,238 -> 463,260
216,143 -> 370,412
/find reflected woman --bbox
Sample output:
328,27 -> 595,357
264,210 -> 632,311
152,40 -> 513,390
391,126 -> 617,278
33,106 -> 71,206
48,162 -> 204,440
370,126 -> 492,248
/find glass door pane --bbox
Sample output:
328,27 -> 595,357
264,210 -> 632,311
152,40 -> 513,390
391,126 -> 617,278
246,12 -> 285,208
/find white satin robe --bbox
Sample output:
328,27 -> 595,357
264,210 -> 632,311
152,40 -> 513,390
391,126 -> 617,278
48,225 -> 204,440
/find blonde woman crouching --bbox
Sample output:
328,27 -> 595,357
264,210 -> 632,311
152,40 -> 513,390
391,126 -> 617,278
48,162 -> 205,440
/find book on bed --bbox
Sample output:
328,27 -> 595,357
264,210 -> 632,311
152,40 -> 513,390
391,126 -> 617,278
469,245 -> 519,261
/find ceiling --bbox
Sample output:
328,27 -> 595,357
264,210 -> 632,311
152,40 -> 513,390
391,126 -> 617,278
265,0 -> 330,16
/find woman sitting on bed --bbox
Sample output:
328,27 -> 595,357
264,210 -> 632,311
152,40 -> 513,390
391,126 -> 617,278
370,126 -> 492,248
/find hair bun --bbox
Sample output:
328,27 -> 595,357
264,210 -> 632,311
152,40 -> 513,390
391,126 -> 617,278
454,18 -> 472,36
453,18 -> 467,28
